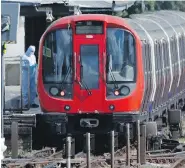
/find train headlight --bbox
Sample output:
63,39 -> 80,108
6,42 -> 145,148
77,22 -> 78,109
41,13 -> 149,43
60,90 -> 65,97
64,105 -> 70,111
109,104 -> 115,111
120,86 -> 130,96
49,87 -> 59,96
114,90 -> 120,96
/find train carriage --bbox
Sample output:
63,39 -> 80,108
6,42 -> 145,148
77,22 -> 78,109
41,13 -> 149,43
35,11 -> 185,147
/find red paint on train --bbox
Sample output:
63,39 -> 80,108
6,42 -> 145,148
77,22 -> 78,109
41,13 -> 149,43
37,14 -> 144,114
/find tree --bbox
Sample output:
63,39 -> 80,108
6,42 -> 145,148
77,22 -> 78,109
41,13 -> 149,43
113,1 -> 185,17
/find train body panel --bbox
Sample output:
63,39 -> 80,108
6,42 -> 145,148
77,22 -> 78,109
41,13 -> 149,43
124,10 -> 185,115
37,14 -> 144,114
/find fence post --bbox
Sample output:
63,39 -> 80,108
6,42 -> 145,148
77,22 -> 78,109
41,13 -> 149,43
137,120 -> 141,167
140,124 -> 146,164
86,132 -> 91,168
11,121 -> 18,158
126,123 -> 130,166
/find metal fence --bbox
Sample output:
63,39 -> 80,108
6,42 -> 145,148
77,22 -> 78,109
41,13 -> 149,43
4,55 -> 31,113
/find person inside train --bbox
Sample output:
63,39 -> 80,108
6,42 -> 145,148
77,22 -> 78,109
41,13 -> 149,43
107,28 -> 134,82
119,34 -> 135,81
55,29 -> 72,82
21,45 -> 39,108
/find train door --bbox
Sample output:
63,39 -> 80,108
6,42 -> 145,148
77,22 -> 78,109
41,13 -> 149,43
74,38 -> 105,112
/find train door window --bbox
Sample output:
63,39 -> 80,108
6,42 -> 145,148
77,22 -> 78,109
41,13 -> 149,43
158,42 -> 163,105
141,41 -> 147,73
143,41 -> 148,112
144,42 -> 149,110
161,40 -> 165,104
154,41 -> 158,73
164,40 -> 169,101
155,41 -> 159,108
140,41 -> 145,112
181,36 -> 184,68
147,42 -> 153,107
166,40 -> 170,69
179,35 -> 183,90
80,45 -> 99,89
174,37 -> 178,74
145,42 -> 149,73
170,38 -> 174,70
183,36 -> 185,68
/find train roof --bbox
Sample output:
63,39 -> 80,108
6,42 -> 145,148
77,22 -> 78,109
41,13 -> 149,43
47,10 -> 185,42
125,10 -> 185,41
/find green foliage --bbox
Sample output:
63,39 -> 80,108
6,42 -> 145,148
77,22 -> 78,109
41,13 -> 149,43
113,1 -> 185,18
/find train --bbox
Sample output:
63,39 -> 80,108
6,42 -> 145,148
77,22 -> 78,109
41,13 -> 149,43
34,10 -> 185,150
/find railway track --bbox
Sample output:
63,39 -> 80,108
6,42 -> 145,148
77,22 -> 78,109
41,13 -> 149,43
3,122 -> 185,168
171,158 -> 185,168
2,144 -> 185,168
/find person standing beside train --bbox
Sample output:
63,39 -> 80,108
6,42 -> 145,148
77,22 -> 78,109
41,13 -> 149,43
21,45 -> 39,109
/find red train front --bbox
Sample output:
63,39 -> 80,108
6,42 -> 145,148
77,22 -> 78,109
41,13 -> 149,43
37,14 -> 144,135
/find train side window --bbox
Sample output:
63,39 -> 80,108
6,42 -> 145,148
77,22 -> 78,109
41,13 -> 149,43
148,43 -> 152,74
158,42 -> 162,73
180,36 -> 183,61
141,41 -> 146,112
183,36 -> 185,72
142,40 -> 147,73
174,37 -> 177,68
170,38 -> 174,69
154,41 -> 158,72
166,40 -> 170,68
145,42 -> 149,73
162,40 -> 166,71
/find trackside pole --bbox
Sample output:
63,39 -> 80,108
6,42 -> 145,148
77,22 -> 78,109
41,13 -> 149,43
111,130 -> 114,168
126,123 -> 130,166
86,132 -> 91,168
66,136 -> 71,168
11,121 -> 18,158
140,125 -> 146,164
137,120 -> 141,167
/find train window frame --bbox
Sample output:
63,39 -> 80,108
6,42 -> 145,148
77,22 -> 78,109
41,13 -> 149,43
166,40 -> 170,69
154,40 -> 158,72
147,42 -> 152,103
159,41 -> 163,76
142,40 -> 147,73
106,27 -> 137,84
142,40 -> 148,112
170,37 -> 175,68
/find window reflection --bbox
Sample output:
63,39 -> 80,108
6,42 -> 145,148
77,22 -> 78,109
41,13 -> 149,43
107,28 -> 136,82
42,29 -> 72,83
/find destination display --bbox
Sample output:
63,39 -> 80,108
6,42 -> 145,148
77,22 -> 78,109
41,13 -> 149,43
75,21 -> 103,34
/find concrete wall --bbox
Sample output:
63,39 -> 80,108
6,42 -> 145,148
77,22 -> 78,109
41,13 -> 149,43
4,16 -> 25,86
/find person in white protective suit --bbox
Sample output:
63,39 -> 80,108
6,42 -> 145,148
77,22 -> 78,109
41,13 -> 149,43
21,45 -> 39,108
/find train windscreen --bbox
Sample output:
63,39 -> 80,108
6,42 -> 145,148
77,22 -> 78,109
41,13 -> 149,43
42,28 -> 73,99
106,28 -> 136,83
